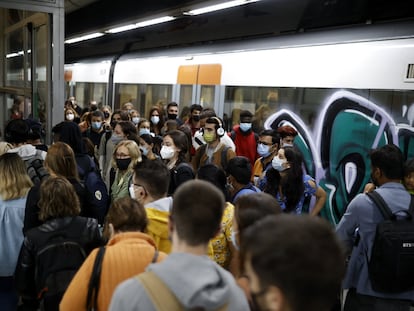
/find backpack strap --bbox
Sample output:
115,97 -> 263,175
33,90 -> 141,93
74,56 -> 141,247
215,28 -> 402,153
366,191 -> 394,220
137,271 -> 181,311
86,246 -> 106,311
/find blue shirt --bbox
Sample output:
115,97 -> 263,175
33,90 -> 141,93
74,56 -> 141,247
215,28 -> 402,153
336,182 -> 414,300
0,196 -> 27,276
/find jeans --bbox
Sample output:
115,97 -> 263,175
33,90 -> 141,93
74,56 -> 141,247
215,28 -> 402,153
344,288 -> 411,311
0,276 -> 18,311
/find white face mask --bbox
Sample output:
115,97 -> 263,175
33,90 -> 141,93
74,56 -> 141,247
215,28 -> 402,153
160,145 -> 175,160
132,117 -> 140,125
129,184 -> 136,199
151,116 -> 160,125
66,113 -> 74,121
272,156 -> 288,172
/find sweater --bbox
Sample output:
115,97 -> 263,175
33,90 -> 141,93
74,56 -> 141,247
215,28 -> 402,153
60,232 -> 167,311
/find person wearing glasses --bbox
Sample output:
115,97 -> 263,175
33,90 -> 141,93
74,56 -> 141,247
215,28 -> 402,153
252,129 -> 280,187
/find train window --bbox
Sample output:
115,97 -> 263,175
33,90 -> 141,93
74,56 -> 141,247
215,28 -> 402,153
200,86 -> 215,109
116,84 -> 139,109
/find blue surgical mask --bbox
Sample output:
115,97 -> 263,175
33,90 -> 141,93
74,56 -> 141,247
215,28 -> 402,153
283,143 -> 294,147
257,143 -> 271,157
91,121 -> 102,130
140,146 -> 149,157
231,230 -> 239,251
239,123 -> 252,132
139,128 -> 150,136
132,117 -> 140,125
272,156 -> 287,172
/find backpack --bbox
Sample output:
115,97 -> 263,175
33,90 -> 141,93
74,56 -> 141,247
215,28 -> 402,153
24,150 -> 49,185
77,155 -> 110,224
199,144 -> 231,171
172,162 -> 195,188
366,191 -> 414,293
34,219 -> 88,310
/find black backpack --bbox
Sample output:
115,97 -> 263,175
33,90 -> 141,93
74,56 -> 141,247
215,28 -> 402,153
24,150 -> 49,185
34,219 -> 89,311
366,191 -> 414,293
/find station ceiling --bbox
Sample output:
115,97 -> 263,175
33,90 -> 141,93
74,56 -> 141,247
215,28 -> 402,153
64,0 -> 414,63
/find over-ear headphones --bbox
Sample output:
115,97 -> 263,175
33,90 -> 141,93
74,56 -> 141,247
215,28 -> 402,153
211,117 -> 225,137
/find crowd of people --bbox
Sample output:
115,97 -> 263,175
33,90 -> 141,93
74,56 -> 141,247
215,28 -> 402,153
0,97 -> 413,310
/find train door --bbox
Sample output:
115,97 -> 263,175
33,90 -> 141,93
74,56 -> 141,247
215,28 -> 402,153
0,2 -> 65,144
176,64 -> 222,120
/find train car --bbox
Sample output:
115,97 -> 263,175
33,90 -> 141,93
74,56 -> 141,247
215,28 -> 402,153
64,20 -> 414,224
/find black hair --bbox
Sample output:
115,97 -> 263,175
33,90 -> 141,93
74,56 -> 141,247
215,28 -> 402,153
370,144 -> 403,180
226,156 -> 252,185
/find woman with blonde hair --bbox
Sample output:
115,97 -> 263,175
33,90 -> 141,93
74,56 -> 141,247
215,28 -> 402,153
0,153 -> 33,311
24,142 -> 102,233
15,176 -> 102,311
110,140 -> 142,202
61,196 -> 167,311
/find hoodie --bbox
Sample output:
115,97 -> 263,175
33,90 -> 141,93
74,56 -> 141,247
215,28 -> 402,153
145,197 -> 173,253
109,252 -> 249,311
8,144 -> 46,161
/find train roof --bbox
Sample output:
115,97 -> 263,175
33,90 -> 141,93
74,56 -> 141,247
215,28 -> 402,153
65,0 -> 414,63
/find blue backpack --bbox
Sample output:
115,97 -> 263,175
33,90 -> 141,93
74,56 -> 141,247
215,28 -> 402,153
77,155 -> 109,224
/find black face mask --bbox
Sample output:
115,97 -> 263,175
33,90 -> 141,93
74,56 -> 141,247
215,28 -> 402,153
168,113 -> 177,120
116,158 -> 131,170
104,112 -> 110,119
192,115 -> 200,122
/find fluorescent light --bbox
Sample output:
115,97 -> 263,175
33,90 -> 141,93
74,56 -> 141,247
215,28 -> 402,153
6,50 -> 24,58
184,0 -> 262,16
65,32 -> 104,44
106,16 -> 176,34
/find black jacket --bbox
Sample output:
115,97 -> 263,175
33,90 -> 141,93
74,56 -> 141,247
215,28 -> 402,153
15,216 -> 103,310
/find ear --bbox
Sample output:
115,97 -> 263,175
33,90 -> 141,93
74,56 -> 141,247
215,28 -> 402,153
265,285 -> 286,311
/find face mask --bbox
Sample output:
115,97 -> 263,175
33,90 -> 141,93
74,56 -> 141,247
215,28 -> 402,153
140,146 -> 149,157
132,117 -> 140,125
257,143 -> 271,157
203,132 -> 216,144
231,230 -> 239,251
66,113 -> 74,121
168,113 -> 177,120
111,134 -> 123,145
282,142 -> 294,147
151,116 -> 160,125
160,145 -> 175,160
91,121 -> 102,130
239,122 -> 252,132
103,112 -> 110,119
116,158 -> 131,170
129,184 -> 136,199
272,156 -> 287,172
139,128 -> 150,136
192,115 -> 200,122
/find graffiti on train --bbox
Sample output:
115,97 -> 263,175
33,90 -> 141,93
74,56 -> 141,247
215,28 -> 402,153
264,90 -> 414,225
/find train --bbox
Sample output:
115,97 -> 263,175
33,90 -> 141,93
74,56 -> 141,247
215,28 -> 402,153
64,20 -> 414,224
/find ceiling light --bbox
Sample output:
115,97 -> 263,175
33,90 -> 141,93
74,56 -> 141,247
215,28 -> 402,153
184,0 -> 262,16
65,32 -> 104,44
106,16 -> 176,34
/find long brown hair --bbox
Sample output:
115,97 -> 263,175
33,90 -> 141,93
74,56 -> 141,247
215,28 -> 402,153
45,142 -> 80,181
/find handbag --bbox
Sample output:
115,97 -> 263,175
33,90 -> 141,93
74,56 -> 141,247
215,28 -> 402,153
86,246 -> 106,311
